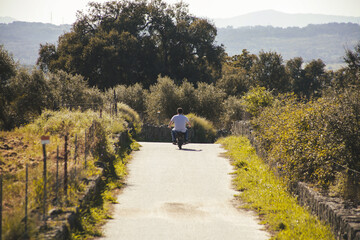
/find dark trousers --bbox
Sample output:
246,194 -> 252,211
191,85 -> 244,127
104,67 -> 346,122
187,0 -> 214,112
171,129 -> 188,142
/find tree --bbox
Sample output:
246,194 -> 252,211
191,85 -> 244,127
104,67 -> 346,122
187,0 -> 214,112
286,57 -> 304,94
0,45 -> 17,129
216,50 -> 257,96
251,51 -> 289,93
303,59 -> 326,98
343,42 -> 360,86
37,0 -> 224,89
0,45 -> 16,82
37,43 -> 58,73
344,42 -> 360,73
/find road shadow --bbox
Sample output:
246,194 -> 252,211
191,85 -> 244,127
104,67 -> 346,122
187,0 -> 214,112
177,148 -> 202,152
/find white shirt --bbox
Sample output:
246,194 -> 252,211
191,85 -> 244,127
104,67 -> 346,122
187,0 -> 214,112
171,114 -> 189,132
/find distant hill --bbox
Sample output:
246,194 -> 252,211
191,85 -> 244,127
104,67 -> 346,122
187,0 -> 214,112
0,16 -> 17,24
214,10 -> 360,28
0,20 -> 359,69
216,23 -> 360,68
0,21 -> 71,65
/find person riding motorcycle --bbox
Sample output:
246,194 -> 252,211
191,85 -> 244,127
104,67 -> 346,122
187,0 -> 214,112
168,107 -> 191,144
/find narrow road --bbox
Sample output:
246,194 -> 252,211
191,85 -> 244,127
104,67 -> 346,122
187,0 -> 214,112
99,142 -> 269,240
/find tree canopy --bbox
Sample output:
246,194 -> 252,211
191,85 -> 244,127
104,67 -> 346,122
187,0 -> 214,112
37,0 -> 224,89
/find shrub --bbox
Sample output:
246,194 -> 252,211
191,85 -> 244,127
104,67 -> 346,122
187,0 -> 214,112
242,85 -> 274,117
107,83 -> 146,114
117,102 -> 142,135
186,113 -> 216,143
221,96 -> 246,129
252,87 -> 360,202
193,82 -> 226,125
145,76 -> 180,124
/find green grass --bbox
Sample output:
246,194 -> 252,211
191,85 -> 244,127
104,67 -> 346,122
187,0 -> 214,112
217,136 -> 335,240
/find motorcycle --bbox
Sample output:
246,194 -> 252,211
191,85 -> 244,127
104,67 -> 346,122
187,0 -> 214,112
174,131 -> 186,150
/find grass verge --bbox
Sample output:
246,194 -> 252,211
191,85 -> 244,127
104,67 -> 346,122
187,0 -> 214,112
217,136 -> 335,240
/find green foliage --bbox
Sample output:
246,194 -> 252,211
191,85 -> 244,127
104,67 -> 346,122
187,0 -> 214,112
46,70 -> 104,110
242,86 -> 274,117
117,102 -> 142,135
3,68 -> 49,128
217,50 -> 256,96
194,82 -> 226,123
251,50 -> 289,93
221,96 -> 246,128
107,83 -> 146,114
252,87 -> 360,201
38,0 -> 224,89
0,44 -> 16,82
144,76 -> 226,125
217,136 -> 335,240
0,68 -> 104,130
186,113 -> 216,143
145,76 -> 181,123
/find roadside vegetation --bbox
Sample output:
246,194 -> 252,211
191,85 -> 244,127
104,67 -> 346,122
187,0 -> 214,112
217,136 -> 335,239
0,107 -> 140,239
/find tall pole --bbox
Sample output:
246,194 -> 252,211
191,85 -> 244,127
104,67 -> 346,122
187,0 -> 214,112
42,143 -> 47,225
0,175 -> 2,240
64,135 -> 68,200
25,164 -> 28,234
84,130 -> 87,169
56,146 -> 59,205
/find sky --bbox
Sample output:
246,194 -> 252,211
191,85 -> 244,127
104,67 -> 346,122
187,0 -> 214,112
0,0 -> 360,25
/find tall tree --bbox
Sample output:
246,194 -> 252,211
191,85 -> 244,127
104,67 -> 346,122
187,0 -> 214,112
251,51 -> 289,93
216,50 -> 257,96
343,42 -> 360,86
303,59 -> 326,98
286,57 -> 304,95
37,0 -> 224,89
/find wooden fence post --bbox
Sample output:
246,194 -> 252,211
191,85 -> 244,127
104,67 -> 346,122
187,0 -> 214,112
84,130 -> 87,169
25,164 -> 28,234
0,175 -> 2,240
56,146 -> 59,205
42,143 -> 47,225
64,135 -> 68,200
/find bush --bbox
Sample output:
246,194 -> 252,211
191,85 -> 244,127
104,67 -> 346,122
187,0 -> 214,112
186,113 -> 216,143
242,85 -> 274,117
107,83 -> 146,114
1,69 -> 105,130
47,70 -> 104,110
144,76 -> 225,126
221,96 -> 246,129
117,102 -> 142,136
252,87 -> 360,202
193,82 -> 226,125
145,76 -> 180,124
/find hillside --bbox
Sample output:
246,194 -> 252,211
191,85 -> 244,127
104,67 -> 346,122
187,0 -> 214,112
216,23 -> 360,68
214,10 -> 360,28
0,21 -> 71,65
0,21 -> 359,68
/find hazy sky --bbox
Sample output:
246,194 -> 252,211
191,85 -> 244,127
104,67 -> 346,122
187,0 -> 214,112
1,0 -> 360,25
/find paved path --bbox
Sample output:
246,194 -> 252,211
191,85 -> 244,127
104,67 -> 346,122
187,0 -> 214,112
99,142 -> 269,240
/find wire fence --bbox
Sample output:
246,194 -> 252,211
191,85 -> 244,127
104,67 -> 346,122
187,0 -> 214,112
0,112 -> 112,239
0,89 -> 131,239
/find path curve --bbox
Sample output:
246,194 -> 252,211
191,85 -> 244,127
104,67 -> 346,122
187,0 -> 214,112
99,142 -> 269,240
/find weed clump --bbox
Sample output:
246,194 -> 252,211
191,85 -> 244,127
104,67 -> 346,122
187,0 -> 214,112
186,113 -> 216,143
